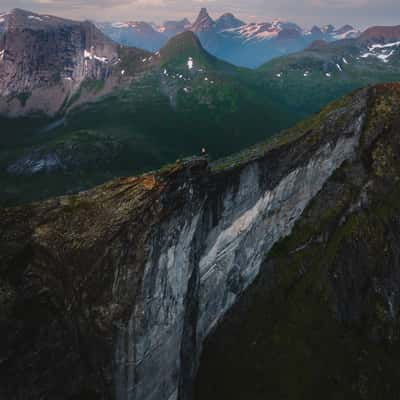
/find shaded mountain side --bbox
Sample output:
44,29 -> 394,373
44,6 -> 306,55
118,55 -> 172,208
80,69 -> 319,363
0,83 -> 384,400
195,83 -> 400,400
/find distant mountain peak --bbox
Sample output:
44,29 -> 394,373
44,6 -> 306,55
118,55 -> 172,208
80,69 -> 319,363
216,12 -> 245,31
198,7 -> 211,19
311,25 -> 323,35
191,8 -> 215,33
321,24 -> 335,34
359,25 -> 400,43
336,24 -> 355,34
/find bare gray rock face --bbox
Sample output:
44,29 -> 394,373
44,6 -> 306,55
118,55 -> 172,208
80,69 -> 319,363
0,9 -> 119,115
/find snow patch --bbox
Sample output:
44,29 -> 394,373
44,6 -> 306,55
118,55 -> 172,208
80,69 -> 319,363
28,15 -> 43,22
336,63 -> 342,72
187,57 -> 194,70
84,49 -> 109,63
112,22 -> 130,28
343,57 -> 349,64
333,29 -> 359,40
360,41 -> 400,63
369,41 -> 400,50
325,72 -> 332,77
0,12 -> 9,23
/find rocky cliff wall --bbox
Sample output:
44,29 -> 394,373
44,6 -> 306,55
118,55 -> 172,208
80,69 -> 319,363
0,87 -> 368,399
0,9 -> 120,116
195,83 -> 400,400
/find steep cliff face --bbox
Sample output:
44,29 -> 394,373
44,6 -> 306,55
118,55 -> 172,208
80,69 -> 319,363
1,84 -> 397,399
0,9 -> 121,115
196,84 -> 400,399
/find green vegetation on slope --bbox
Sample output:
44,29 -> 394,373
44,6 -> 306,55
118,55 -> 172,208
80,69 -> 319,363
0,45 -> 295,206
257,39 -> 400,119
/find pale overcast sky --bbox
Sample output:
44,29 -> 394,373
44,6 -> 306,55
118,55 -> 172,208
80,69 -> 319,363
1,0 -> 399,29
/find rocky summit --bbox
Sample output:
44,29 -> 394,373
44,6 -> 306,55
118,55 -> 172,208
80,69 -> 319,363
0,8 -> 140,116
2,83 -> 400,400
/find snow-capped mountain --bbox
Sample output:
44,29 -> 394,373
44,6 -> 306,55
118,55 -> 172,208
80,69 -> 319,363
223,20 -> 302,42
259,25 -> 400,88
305,24 -> 359,40
95,8 -> 360,68
333,24 -> 360,39
357,26 -> 400,63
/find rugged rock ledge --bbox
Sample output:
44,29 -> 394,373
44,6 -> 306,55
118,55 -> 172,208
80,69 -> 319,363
0,84 -> 394,399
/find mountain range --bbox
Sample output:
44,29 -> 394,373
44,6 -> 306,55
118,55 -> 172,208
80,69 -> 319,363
0,8 -> 399,206
97,8 -> 360,68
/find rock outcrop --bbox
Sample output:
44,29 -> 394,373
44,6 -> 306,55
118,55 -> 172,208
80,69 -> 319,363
1,84 -> 400,399
0,9 -> 121,116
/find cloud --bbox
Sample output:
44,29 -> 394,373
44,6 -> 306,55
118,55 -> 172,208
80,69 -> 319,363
0,0 -> 398,28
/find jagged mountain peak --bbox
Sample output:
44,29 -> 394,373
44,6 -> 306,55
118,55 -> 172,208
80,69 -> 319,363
159,30 -> 211,65
311,25 -> 323,35
191,7 -> 215,33
336,24 -> 355,34
321,24 -> 335,33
